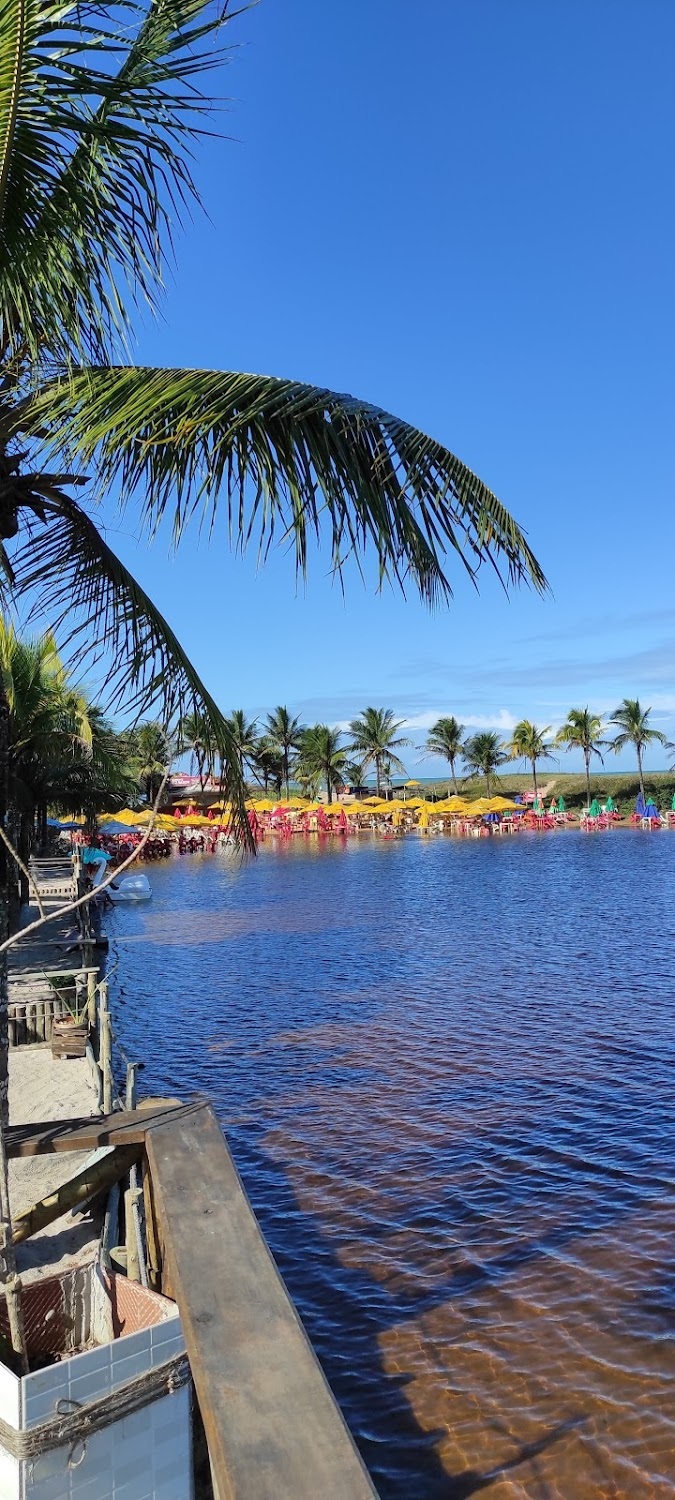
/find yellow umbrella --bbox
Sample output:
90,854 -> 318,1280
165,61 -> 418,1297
486,796 -> 521,812
248,799 -> 274,812
180,814 -> 212,827
465,798 -> 490,815
405,797 -> 424,808
404,780 -> 421,787
106,808 -> 143,824
362,795 -> 384,806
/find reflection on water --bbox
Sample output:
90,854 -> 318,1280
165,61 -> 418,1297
107,832 -> 675,1497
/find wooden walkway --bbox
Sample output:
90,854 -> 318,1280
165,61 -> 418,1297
17,1101 -> 379,1500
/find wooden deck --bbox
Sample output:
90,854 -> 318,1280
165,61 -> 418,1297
16,1101 -> 379,1499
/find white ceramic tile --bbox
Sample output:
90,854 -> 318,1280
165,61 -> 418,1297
22,1363 -> 70,1430
0,1447 -> 20,1500
109,1328 -> 151,1375
0,1362 -> 20,1432
149,1316 -> 182,1352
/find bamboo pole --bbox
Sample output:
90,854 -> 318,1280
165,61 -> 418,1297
100,981 -> 113,1116
11,1146 -> 142,1245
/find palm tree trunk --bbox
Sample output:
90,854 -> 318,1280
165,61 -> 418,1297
375,757 -> 381,798
326,768 -> 333,804
283,750 -> 289,801
451,759 -> 458,793
637,746 -> 645,801
486,771 -> 491,795
585,750 -> 591,808
532,758 -> 538,798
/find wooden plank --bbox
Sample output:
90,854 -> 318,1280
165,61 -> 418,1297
146,1106 -> 377,1500
6,1101 -> 205,1157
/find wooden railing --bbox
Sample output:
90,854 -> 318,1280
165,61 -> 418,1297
8,1102 -> 379,1499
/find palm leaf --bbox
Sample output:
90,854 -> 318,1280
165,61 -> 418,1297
0,0 -> 235,363
10,491 -> 252,842
21,366 -> 547,603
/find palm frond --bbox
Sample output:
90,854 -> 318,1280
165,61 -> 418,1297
10,493 -> 251,842
21,366 -> 547,603
0,0 -> 235,363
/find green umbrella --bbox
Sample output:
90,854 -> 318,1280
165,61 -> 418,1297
588,798 -> 601,818
605,795 -> 615,812
557,796 -> 566,812
532,797 -> 542,813
671,792 -> 675,812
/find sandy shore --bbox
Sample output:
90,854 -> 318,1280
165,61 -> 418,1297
8,1046 -> 101,1282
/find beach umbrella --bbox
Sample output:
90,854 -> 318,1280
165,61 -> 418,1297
644,799 -> 659,820
99,819 -> 140,835
605,795 -> 615,812
180,814 -> 212,827
588,798 -> 601,818
557,797 -> 566,812
404,780 -> 421,787
486,796 -> 521,812
671,792 -> 675,812
363,795 -> 385,806
635,793 -> 646,817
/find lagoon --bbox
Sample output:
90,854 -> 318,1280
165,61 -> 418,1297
107,831 -> 675,1498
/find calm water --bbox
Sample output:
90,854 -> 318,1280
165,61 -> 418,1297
107,831 -> 675,1498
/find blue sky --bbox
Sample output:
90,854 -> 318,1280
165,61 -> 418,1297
89,1 -> 675,776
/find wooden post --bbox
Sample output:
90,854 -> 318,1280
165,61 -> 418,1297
125,1063 -> 138,1113
99,982 -> 113,1117
125,1185 -> 142,1283
87,970 -> 96,1028
143,1164 -> 162,1293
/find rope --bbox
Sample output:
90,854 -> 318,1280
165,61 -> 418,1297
0,1351 -> 189,1467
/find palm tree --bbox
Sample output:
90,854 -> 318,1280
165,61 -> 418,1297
0,0 -> 544,833
506,720 -> 555,798
425,717 -> 465,792
462,731 -> 508,795
130,722 -> 173,803
178,711 -> 212,793
252,740 -> 284,797
223,711 -> 259,781
609,699 -> 667,801
297,726 -> 350,804
556,709 -> 608,809
263,708 -> 305,799
348,709 -> 411,797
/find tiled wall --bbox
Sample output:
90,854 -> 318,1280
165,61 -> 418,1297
0,1266 -> 193,1500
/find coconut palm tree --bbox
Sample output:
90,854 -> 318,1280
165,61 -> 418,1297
0,0 -> 544,833
263,708 -> 305,799
506,719 -> 555,798
348,709 -> 411,798
130,721 -> 174,803
252,740 -> 284,797
425,716 -> 465,792
297,726 -> 349,804
609,699 -> 667,801
462,731 -> 508,795
178,711 -> 213,793
556,709 -> 608,809
223,710 -> 259,781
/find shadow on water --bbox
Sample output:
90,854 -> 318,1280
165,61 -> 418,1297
234,1134 -> 592,1500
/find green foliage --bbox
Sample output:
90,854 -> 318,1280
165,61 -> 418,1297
348,707 -> 410,797
296,725 -> 350,803
424,716 -> 465,791
462,731 -> 509,794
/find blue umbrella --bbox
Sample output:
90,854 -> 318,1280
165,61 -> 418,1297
644,800 -> 659,820
99,819 -> 138,836
636,793 -> 646,817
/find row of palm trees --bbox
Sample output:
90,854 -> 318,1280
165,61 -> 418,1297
177,706 -> 410,803
426,702 -> 669,803
177,699 -> 669,807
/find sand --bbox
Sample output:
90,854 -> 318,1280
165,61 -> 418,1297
8,1045 -> 102,1282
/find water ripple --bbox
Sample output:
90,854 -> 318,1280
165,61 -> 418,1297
108,832 -> 675,1497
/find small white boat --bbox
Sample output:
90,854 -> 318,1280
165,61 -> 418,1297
91,857 -> 152,902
